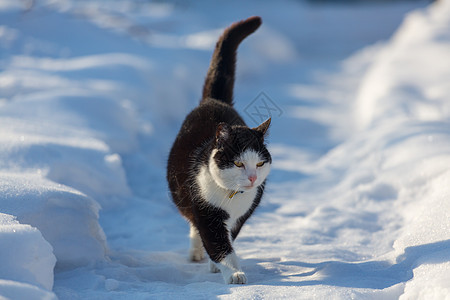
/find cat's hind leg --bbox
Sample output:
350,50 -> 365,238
189,224 -> 205,261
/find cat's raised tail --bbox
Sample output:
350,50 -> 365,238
201,16 -> 262,106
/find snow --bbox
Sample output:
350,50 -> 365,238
0,213 -> 56,299
1,0 -> 449,299
0,172 -> 107,268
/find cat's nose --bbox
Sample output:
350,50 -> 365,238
248,175 -> 257,184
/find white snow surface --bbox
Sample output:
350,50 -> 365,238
1,0 -> 449,299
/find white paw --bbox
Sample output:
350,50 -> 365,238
226,271 -> 247,284
209,260 -> 220,273
189,248 -> 205,262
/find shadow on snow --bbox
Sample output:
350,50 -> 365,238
249,239 -> 450,289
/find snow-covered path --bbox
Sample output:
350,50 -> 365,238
1,0 -> 449,299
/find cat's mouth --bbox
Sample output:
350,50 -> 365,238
242,184 -> 255,190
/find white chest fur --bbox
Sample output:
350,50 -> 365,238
197,166 -> 257,228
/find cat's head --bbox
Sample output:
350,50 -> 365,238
209,118 -> 271,192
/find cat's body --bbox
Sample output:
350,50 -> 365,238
167,16 -> 271,284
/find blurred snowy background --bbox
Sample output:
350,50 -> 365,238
1,0 -> 449,299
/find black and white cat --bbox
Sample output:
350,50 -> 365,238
167,16 -> 271,284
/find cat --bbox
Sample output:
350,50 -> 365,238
167,16 -> 271,284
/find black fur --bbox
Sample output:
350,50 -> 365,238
167,16 -> 269,265
202,16 -> 262,105
214,125 -> 271,169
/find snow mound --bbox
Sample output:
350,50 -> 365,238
354,1 -> 450,131
0,172 -> 107,269
0,213 -> 56,298
0,113 -> 129,270
351,0 -> 450,255
316,1 -> 450,297
1,1 -> 145,295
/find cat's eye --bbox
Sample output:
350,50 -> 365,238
256,162 -> 265,167
234,161 -> 244,168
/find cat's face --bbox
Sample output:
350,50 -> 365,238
209,119 -> 271,192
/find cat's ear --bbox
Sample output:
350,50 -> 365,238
253,118 -> 271,136
216,122 -> 231,147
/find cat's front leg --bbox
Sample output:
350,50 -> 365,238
209,251 -> 246,284
206,232 -> 246,283
213,251 -> 247,284
194,206 -> 247,284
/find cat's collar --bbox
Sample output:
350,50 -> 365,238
228,190 -> 244,199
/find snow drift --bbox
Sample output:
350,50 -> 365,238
1,0 -> 448,299
0,213 -> 55,293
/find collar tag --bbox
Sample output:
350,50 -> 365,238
228,190 -> 244,199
